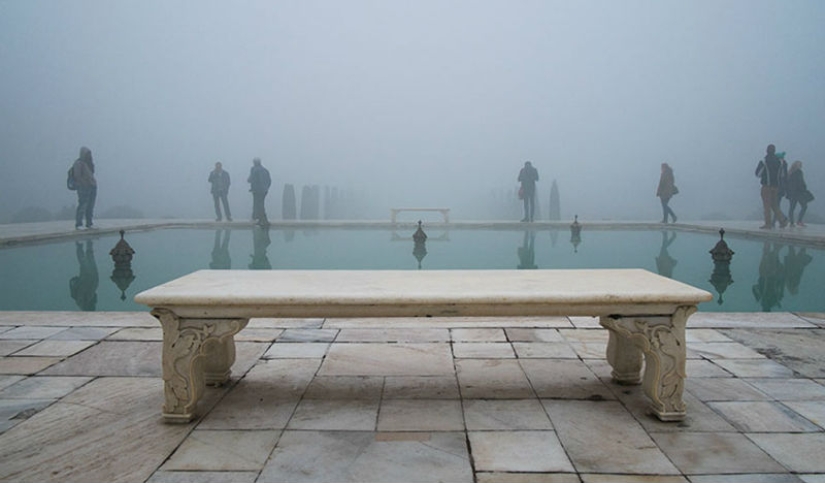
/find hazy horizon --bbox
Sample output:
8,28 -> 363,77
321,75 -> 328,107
2,1 -> 823,224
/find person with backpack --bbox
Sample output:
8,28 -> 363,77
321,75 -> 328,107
247,157 -> 271,226
786,160 -> 814,227
755,144 -> 788,229
71,146 -> 97,229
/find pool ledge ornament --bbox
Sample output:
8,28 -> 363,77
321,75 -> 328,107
709,229 -> 734,305
709,228 -> 734,262
110,230 -> 136,301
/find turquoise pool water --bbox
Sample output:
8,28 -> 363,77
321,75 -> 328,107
0,227 -> 821,313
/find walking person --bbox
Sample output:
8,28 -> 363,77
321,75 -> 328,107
656,163 -> 679,223
755,144 -> 788,229
247,157 -> 271,226
208,162 -> 232,222
517,161 -> 539,222
786,160 -> 814,227
71,146 -> 97,229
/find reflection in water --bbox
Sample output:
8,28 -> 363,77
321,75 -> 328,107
518,230 -> 537,269
250,226 -> 271,269
569,216 -> 581,253
412,221 -> 428,269
210,229 -> 232,269
784,246 -> 813,296
752,242 -> 786,312
70,240 -> 98,311
655,231 -> 678,278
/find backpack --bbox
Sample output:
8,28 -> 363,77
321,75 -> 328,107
67,166 -> 77,190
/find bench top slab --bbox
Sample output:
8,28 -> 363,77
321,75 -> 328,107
135,269 -> 712,319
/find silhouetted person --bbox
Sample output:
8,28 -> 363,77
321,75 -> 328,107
752,242 -> 785,312
70,240 -> 98,311
247,157 -> 271,226
655,231 -> 678,278
783,246 -> 812,296
755,144 -> 788,229
656,163 -> 678,223
518,161 -> 539,222
210,229 -> 231,269
71,146 -> 97,229
208,162 -> 232,222
249,227 -> 272,269
786,161 -> 814,227
517,230 -> 537,269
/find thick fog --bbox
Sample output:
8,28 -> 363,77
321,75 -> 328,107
1,1 -> 823,223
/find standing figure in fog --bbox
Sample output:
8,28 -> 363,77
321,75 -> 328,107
71,146 -> 97,230
755,144 -> 788,229
208,162 -> 232,222
656,163 -> 678,224
518,161 -> 539,222
786,161 -> 814,227
247,157 -> 271,226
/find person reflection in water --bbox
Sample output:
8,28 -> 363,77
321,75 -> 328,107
655,231 -> 678,278
249,227 -> 272,269
70,240 -> 98,311
783,246 -> 812,296
517,231 -> 537,269
210,230 -> 231,269
752,242 -> 785,312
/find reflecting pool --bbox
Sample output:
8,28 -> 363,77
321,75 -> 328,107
0,227 -> 822,313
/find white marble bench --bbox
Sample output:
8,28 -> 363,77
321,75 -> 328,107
134,269 -> 712,423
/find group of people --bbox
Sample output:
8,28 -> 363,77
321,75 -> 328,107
755,144 -> 814,229
208,158 -> 272,226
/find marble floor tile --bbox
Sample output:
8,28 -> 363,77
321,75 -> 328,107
0,377 -> 193,483
784,401 -> 825,429
477,472 -> 581,483
147,471 -> 259,483
0,326 -> 67,340
0,356 -> 62,375
569,316 -> 599,328
581,476 -> 689,483
258,430 -> 473,483
0,398 -> 55,421
263,342 -> 330,358
303,375 -> 383,400
687,377 -> 771,402
14,340 -> 96,357
650,432 -> 785,474
383,376 -> 460,399
709,401 -> 822,432
546,400 -> 678,474
688,474 -> 805,483
505,328 -> 564,342
277,328 -> 339,342
521,359 -> 615,400
47,326 -> 120,340
378,399 -> 463,431
747,378 -> 825,400
686,359 -> 735,377
197,381 -> 300,430
748,433 -> 825,473
688,312 -> 814,329
456,359 -> 533,399
469,430 -> 574,473
107,327 -> 163,340
288,399 -> 379,431
0,340 -> 35,356
686,328 -> 734,343
690,342 -> 766,359
0,375 -> 24,391
453,342 -> 515,358
609,384 -> 737,433
41,341 -> 162,377
320,343 -> 454,377
234,328 -> 282,342
512,342 -> 578,359
713,359 -> 795,378
249,317 -> 324,329
335,328 -> 449,343
463,398 -> 553,431
161,429 -> 280,471
0,376 -> 92,399
451,328 -> 507,342
565,340 -> 607,359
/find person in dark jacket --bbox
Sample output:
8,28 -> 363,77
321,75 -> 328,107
517,161 -> 539,222
247,157 -> 271,226
755,144 -> 788,229
656,163 -> 678,224
71,146 -> 97,229
208,162 -> 232,222
786,160 -> 813,227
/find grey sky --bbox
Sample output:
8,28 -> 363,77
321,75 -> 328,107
1,0 -> 823,221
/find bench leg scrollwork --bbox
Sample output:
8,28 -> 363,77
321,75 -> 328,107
600,306 -> 695,422
152,308 -> 249,423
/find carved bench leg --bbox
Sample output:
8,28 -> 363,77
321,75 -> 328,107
603,320 -> 643,384
600,307 -> 694,421
152,308 -> 249,423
